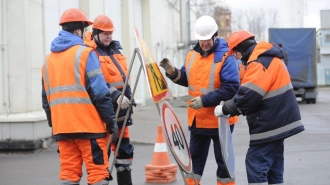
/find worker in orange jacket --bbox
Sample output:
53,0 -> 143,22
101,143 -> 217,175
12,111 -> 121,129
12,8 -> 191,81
159,15 -> 239,185
41,8 -> 117,185
214,30 -> 305,184
84,15 -> 134,185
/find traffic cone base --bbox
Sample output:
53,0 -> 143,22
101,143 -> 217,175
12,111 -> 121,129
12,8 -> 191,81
145,172 -> 176,177
145,163 -> 177,170
144,167 -> 178,174
145,125 -> 178,184
146,177 -> 177,183
146,174 -> 175,180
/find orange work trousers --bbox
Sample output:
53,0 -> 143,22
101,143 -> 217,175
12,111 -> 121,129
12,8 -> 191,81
57,138 -> 110,184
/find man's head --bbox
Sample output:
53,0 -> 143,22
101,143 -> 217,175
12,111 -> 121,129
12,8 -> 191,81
228,30 -> 256,59
59,8 -> 92,39
92,15 -> 115,47
194,15 -> 218,52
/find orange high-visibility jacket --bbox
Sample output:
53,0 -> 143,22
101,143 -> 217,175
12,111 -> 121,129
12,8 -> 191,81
235,42 -> 304,145
239,63 -> 246,83
85,32 -> 128,88
185,51 -> 238,128
42,45 -> 106,135
84,32 -> 132,126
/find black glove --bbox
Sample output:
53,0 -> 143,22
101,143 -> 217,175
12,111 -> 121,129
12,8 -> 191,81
223,98 -> 240,116
132,99 -> 137,107
222,104 -> 230,116
106,119 -> 118,141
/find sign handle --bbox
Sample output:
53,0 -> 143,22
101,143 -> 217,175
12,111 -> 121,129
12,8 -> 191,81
178,166 -> 189,185
191,171 -> 199,185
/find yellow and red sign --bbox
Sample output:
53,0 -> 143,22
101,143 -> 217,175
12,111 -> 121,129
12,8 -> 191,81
134,28 -> 172,103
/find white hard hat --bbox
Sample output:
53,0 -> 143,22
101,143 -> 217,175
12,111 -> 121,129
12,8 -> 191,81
194,15 -> 218,40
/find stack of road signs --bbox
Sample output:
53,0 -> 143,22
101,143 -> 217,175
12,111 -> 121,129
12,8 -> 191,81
145,125 -> 178,183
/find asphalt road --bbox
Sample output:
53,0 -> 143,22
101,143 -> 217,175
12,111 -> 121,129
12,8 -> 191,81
1,88 -> 330,185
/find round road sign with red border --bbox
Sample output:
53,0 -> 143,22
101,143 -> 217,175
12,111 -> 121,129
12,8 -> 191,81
161,101 -> 192,173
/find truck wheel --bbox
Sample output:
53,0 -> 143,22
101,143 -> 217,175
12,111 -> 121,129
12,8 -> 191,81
311,98 -> 316,104
306,100 -> 311,104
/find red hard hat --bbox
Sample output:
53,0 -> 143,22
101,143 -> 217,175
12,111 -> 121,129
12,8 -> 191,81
228,30 -> 255,52
59,8 -> 92,26
92,15 -> 115,32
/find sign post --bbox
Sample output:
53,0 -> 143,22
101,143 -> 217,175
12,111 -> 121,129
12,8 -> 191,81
108,48 -> 144,173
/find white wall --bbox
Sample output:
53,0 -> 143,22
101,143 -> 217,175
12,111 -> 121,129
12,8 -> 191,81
0,0 -> 193,145
281,0 -> 305,28
0,0 -> 9,115
105,0 -> 122,43
0,0 -> 84,115
5,0 -> 44,113
43,1 -> 80,58
0,0 -> 189,114
80,0 -> 122,42
317,56 -> 330,85
143,0 -> 188,98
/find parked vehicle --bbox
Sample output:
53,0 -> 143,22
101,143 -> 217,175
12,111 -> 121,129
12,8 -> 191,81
269,28 -> 317,103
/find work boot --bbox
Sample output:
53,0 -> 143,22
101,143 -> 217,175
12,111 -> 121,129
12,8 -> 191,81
117,169 -> 132,185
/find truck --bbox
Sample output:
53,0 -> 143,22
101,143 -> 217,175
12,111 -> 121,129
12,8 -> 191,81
269,28 -> 318,104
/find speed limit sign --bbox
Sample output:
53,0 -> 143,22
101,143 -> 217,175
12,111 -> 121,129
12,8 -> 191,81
161,101 -> 192,173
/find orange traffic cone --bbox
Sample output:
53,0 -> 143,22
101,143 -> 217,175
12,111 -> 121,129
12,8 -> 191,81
145,125 -> 178,183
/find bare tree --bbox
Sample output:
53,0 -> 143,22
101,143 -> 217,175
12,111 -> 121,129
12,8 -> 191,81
246,9 -> 266,40
192,0 -> 225,17
268,9 -> 279,28
231,11 -> 245,31
231,8 -> 280,41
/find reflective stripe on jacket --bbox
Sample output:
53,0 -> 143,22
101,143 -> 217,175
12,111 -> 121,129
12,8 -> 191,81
236,42 -> 304,145
186,51 -> 238,128
42,45 -> 106,135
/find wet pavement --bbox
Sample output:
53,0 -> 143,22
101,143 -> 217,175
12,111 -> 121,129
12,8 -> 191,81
1,88 -> 330,185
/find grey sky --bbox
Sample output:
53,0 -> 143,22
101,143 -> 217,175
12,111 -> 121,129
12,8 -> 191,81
224,0 -> 330,29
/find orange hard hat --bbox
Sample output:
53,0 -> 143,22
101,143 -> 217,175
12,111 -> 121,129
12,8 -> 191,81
59,8 -> 92,26
92,15 -> 115,32
228,30 -> 255,52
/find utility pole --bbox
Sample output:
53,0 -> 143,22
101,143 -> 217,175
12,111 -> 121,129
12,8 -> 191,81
179,0 -> 190,54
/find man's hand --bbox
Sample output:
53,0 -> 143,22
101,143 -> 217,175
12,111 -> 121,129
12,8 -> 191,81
159,58 -> 175,75
189,96 -> 203,110
106,119 -> 118,142
214,101 -> 225,117
219,98 -> 240,116
117,95 -> 131,109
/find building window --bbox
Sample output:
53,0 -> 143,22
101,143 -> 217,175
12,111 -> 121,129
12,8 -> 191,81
326,34 -> 330,42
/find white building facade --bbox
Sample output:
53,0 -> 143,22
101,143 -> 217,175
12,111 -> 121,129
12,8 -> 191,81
0,0 -> 193,149
319,10 -> 330,86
